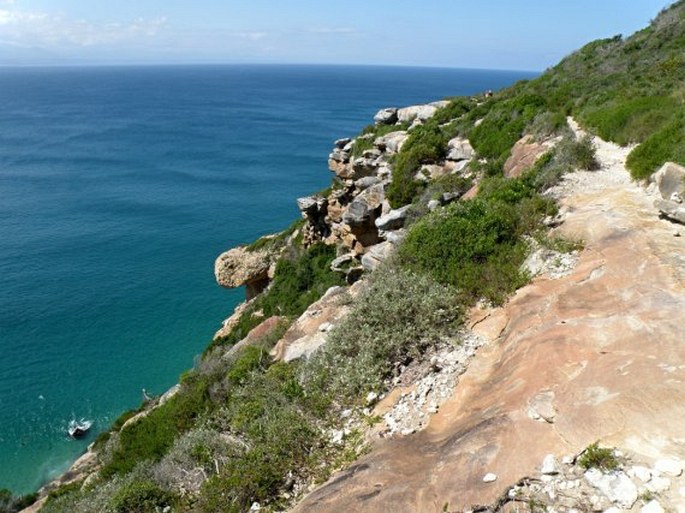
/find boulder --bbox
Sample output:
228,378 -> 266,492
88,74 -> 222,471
342,184 -> 385,228
418,164 -> 448,180
375,131 -> 409,153
429,100 -> 450,109
397,104 -> 439,123
374,107 -> 398,125
355,176 -> 381,191
329,148 -> 349,163
298,195 -> 330,243
361,241 -> 394,271
584,469 -> 637,509
215,246 -> 272,299
329,158 -> 353,178
504,135 -> 549,178
653,162 -> 685,200
334,137 -> 352,149
351,156 -> 381,178
446,137 -> 474,162
655,199 -> 685,224
375,205 -> 411,231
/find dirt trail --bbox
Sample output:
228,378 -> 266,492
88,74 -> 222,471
293,128 -> 685,512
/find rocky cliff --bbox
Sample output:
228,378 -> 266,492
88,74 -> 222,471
29,3 -> 685,512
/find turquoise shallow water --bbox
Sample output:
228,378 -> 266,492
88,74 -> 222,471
0,64 -> 536,493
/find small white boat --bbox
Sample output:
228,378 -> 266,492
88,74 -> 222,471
68,418 -> 92,438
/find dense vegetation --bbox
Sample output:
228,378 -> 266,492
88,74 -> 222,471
35,3 -> 685,512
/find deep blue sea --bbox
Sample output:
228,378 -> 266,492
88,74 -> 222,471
0,64 -> 536,493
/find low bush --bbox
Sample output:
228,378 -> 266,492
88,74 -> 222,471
399,174 -> 555,304
578,442 -> 619,472
0,489 -> 37,513
582,96 -> 678,146
626,116 -> 685,179
100,371 -> 212,477
111,480 -> 176,513
387,119 -> 455,207
304,267 -> 463,400
467,94 -> 547,165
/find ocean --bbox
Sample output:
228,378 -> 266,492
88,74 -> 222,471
0,64 -> 536,493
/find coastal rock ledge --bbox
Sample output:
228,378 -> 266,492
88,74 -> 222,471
214,246 -> 272,300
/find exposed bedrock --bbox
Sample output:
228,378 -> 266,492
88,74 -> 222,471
214,246 -> 272,300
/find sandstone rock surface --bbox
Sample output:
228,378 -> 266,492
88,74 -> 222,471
214,246 -> 272,299
503,134 -> 550,178
291,126 -> 685,513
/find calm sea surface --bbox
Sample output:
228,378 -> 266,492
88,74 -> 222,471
0,64 -> 536,493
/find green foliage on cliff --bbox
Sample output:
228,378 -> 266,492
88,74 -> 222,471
304,267 -> 463,400
399,171 -> 555,305
386,105 -> 462,207
0,489 -> 37,513
210,242 -> 343,351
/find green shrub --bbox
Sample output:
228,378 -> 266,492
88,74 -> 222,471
467,94 -> 547,164
111,481 -> 176,513
386,119 -> 455,207
529,111 -> 569,139
578,442 -> 619,472
101,372 -> 211,477
626,116 -> 685,179
304,267 -> 463,400
430,97 -> 474,125
582,96 -> 678,146
0,489 -> 37,513
399,174 -> 554,304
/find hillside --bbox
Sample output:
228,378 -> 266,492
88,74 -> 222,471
9,2 -> 685,513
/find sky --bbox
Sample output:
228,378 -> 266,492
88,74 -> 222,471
0,0 -> 674,70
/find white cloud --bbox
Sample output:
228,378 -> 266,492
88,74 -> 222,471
0,7 -> 167,48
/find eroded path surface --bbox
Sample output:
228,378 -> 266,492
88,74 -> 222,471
293,130 -> 685,512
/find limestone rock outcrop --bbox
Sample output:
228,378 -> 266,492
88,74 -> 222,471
373,107 -> 398,125
214,246 -> 272,300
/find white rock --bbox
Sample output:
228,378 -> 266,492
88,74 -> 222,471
679,485 -> 685,497
483,473 -> 498,483
365,391 -> 379,405
654,458 -> 683,476
562,455 -> 574,465
584,469 -> 638,508
641,500 -> 665,513
628,465 -> 652,482
541,454 -> 559,475
250,503 -> 261,512
646,476 -> 671,493
603,507 -> 621,513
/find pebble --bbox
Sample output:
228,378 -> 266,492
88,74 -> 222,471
628,465 -> 652,482
483,473 -> 497,483
654,458 -> 683,476
541,454 -> 559,475
603,508 -> 621,513
646,476 -> 671,493
641,500 -> 665,513
365,391 -> 379,405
